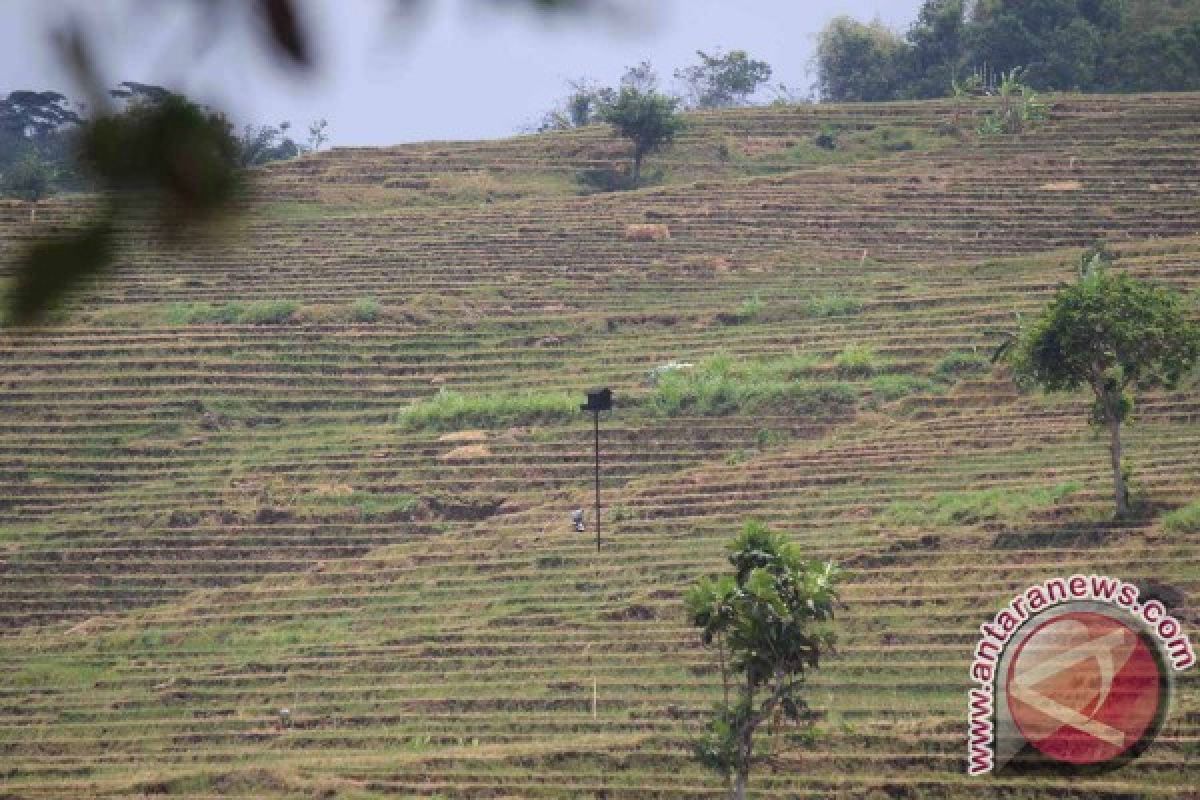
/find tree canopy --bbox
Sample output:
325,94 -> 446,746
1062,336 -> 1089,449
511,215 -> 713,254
815,17 -> 910,103
816,0 -> 1200,101
674,49 -> 773,109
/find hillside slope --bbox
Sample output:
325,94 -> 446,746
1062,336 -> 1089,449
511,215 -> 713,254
0,93 -> 1198,798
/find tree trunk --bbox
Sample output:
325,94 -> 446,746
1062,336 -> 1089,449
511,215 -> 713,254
730,704 -> 754,800
730,770 -> 748,800
631,150 -> 643,186
1108,412 -> 1129,518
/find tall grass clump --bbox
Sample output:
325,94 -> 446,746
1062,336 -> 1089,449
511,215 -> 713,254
834,345 -> 879,377
805,293 -> 863,318
651,352 -> 855,417
398,389 -> 579,431
935,350 -> 990,380
167,300 -> 298,325
167,302 -> 245,325
887,483 -> 1080,526
1163,500 -> 1200,533
349,297 -> 382,323
240,300 -> 299,325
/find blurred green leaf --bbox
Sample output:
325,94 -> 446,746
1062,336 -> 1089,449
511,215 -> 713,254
7,220 -> 115,325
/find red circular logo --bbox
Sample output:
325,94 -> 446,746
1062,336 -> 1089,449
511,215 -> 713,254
1005,611 -> 1165,765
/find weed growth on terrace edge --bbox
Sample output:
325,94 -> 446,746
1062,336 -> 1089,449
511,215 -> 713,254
1162,499 -> 1200,533
834,345 -> 879,378
166,300 -> 299,325
349,297 -> 382,323
934,350 -> 991,379
886,483 -> 1081,527
397,388 -> 579,431
650,352 -> 855,418
805,293 -> 863,318
868,374 -> 938,405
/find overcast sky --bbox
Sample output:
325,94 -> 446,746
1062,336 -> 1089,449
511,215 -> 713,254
2,0 -> 923,147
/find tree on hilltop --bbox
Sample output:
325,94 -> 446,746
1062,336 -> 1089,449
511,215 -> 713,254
599,87 -> 683,186
674,49 -> 772,109
1001,257 -> 1200,517
686,521 -> 842,800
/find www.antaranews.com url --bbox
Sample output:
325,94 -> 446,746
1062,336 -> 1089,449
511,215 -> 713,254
967,573 -> 1196,775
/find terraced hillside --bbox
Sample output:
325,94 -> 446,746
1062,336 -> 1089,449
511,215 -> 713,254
0,93 -> 1198,798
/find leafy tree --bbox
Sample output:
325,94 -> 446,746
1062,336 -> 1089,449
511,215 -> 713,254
975,68 -> 1047,134
905,0 -> 968,98
686,521 -> 841,800
1101,20 -> 1200,91
539,78 -> 617,131
620,60 -> 659,92
2,152 -> 52,222
1005,266 -> 1200,517
0,90 -> 82,184
966,0 -> 1125,90
815,17 -> 910,102
599,87 -> 683,186
307,118 -> 329,151
0,90 -> 81,141
109,81 -> 175,107
674,49 -> 772,109
236,121 -> 305,166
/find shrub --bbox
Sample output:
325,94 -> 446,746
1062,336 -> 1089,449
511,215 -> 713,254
166,302 -> 244,325
575,166 -> 634,193
935,351 -> 990,379
240,300 -> 299,325
166,300 -> 298,325
888,483 -> 1080,527
869,374 -> 936,403
716,293 -> 764,325
834,345 -> 878,377
398,389 -> 579,431
304,491 -> 419,519
1163,500 -> 1200,533
805,293 -> 863,318
651,354 -> 855,418
349,297 -> 382,323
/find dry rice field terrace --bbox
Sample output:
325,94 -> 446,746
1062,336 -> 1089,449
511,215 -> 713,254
0,92 -> 1198,798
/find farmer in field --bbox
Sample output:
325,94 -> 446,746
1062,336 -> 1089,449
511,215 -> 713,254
571,509 -> 586,532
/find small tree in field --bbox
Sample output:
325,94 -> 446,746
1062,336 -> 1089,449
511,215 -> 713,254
3,152 -> 51,223
685,521 -> 841,800
1005,266 -> 1200,517
599,87 -> 683,186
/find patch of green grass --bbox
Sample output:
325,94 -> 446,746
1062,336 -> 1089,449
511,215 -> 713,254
779,125 -> 953,166
869,374 -> 938,403
301,490 -> 419,519
834,345 -> 880,378
651,353 -> 855,417
1163,500 -> 1200,533
349,297 -> 382,323
935,350 -> 991,380
240,300 -> 300,325
167,302 -> 242,325
714,294 -> 767,326
12,657 -> 107,689
166,300 -> 299,325
886,483 -> 1081,527
397,388 -> 579,431
804,293 -> 864,318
